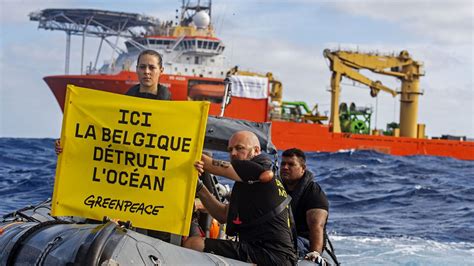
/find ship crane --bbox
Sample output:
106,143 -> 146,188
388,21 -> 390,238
323,49 -> 424,138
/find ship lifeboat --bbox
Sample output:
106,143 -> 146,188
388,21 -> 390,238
188,84 -> 225,102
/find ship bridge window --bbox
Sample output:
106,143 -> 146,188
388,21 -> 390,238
198,40 -> 203,49
213,42 -> 218,49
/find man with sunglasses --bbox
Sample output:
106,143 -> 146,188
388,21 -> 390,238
280,148 -> 333,265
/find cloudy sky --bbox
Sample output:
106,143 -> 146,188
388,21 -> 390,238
1,0 -> 472,138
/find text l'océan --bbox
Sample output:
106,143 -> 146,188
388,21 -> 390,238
92,167 -> 165,191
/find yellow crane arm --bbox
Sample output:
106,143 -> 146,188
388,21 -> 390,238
324,49 -> 423,137
327,53 -> 397,97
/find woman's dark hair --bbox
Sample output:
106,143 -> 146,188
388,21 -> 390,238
137,49 -> 163,68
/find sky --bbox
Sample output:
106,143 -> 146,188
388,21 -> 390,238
0,0 -> 473,138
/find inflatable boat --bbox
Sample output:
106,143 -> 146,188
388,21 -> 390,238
1,117 -> 338,265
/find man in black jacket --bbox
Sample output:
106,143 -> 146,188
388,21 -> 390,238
184,131 -> 297,265
281,148 -> 332,264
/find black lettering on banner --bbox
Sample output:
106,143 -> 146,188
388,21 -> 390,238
92,167 -> 101,182
130,111 -> 140,125
93,146 -> 103,162
119,171 -> 128,186
160,156 -> 170,171
170,136 -> 181,151
118,109 -> 129,125
95,196 -> 102,207
182,138 -> 191,152
133,132 -> 145,146
106,169 -> 117,184
84,195 -> 163,215
91,167 -> 166,191
130,203 -> 139,213
102,127 -> 111,141
125,152 -> 135,166
117,109 -> 153,127
141,112 -> 152,127
149,154 -> 159,169
112,129 -> 123,144
104,144 -> 113,163
157,136 -> 169,151
145,134 -> 157,148
129,171 -> 139,188
75,123 -> 96,140
92,148 -> 170,170
122,130 -> 131,145
124,201 -> 132,211
98,127 -> 193,153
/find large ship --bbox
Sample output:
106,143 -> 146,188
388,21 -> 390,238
30,1 -> 474,160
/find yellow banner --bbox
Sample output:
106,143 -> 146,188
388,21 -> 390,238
52,85 -> 209,235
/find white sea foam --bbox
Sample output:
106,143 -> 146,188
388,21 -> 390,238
329,235 -> 474,265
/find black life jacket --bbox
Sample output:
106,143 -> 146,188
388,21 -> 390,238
125,84 -> 171,100
226,175 -> 290,237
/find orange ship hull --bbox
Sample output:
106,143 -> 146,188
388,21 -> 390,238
272,121 -> 474,160
44,72 -> 474,160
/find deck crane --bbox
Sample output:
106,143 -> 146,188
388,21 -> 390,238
324,49 -> 424,138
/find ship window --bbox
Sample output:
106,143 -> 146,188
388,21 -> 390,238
221,71 -> 224,75
192,69 -> 195,73
210,59 -> 215,63
175,67 -> 178,71
208,71 -> 212,75
197,40 -> 203,48
213,42 -> 218,49
195,57 -> 200,64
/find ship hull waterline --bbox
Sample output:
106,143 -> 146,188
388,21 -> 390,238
44,73 -> 474,161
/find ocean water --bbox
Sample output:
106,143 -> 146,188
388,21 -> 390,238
1,138 -> 473,265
